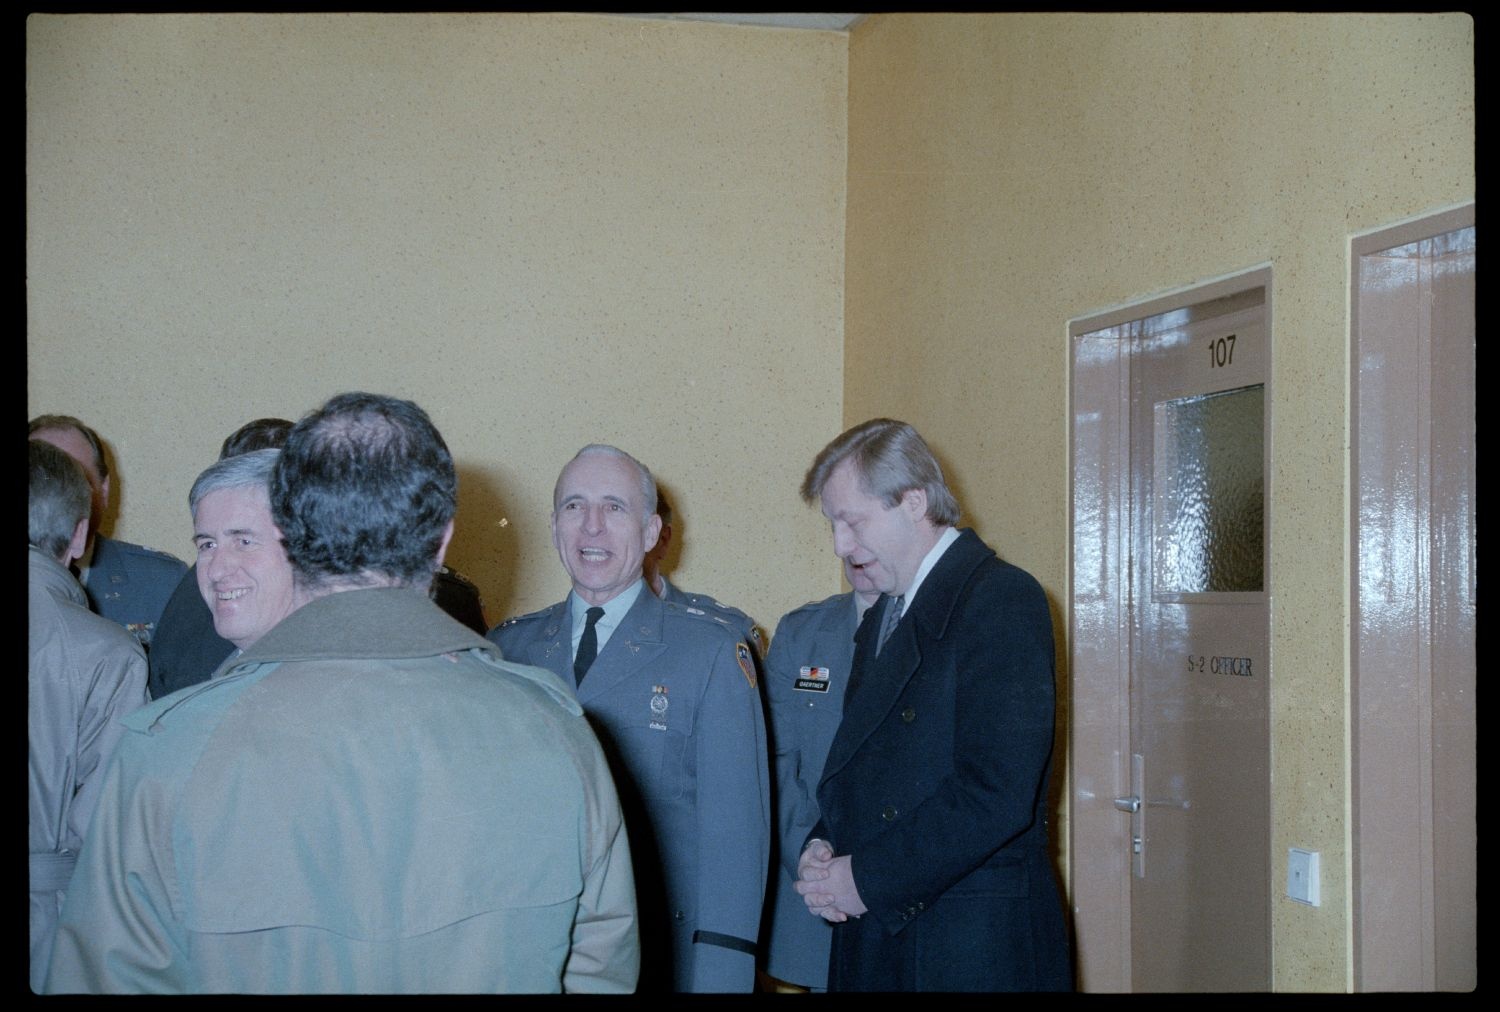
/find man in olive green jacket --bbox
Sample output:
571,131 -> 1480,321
47,393 -> 638,994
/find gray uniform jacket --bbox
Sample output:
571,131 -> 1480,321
762,590 -> 861,989
47,587 -> 639,994
28,548 -> 147,993
82,535 -> 187,650
492,586 -> 770,993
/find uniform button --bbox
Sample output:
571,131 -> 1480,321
673,910 -> 686,923
808,700 -> 816,708
881,805 -> 898,821
902,707 -> 916,723
916,901 -> 925,911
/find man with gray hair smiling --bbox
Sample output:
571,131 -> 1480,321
147,417 -> 294,698
186,447 -> 296,661
492,443 -> 769,993
48,392 -> 638,994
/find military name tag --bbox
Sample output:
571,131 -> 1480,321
794,665 -> 831,693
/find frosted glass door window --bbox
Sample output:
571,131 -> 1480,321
1152,384 -> 1265,594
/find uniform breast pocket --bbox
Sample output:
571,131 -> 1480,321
615,724 -> 689,801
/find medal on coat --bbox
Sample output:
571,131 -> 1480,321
649,684 -> 669,731
795,665 -> 832,693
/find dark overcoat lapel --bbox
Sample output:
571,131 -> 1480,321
818,530 -> 994,790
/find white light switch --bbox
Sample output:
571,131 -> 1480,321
1287,848 -> 1320,906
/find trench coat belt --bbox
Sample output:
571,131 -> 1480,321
30,852 -> 76,893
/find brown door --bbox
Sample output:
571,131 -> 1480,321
1126,290 -> 1270,990
1070,274 -> 1271,991
1351,208 -> 1475,991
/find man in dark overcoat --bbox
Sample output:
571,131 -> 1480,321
794,418 -> 1072,992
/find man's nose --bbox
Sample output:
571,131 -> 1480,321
832,522 -> 855,557
206,547 -> 233,581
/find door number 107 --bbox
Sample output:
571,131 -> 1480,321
1208,334 -> 1237,368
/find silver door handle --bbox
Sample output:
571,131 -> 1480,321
1129,754 -> 1145,878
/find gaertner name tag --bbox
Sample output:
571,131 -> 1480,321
795,665 -> 831,693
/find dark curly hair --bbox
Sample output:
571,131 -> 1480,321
271,392 -> 456,590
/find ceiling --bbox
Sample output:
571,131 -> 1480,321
612,13 -> 866,32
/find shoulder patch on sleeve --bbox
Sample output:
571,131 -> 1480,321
735,641 -> 756,689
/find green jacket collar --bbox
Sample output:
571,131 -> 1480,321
238,586 -> 496,665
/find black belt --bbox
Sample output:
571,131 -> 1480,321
692,930 -> 757,956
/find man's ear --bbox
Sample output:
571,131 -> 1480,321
435,519 -> 455,567
901,487 -> 929,522
66,516 -> 90,565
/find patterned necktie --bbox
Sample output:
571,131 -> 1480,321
574,606 -> 605,684
877,594 -> 904,656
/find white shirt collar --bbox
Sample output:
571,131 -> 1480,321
899,526 -> 960,616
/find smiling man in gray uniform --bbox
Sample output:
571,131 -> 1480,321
492,444 -> 769,993
48,394 -> 637,994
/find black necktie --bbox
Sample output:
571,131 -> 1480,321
574,607 -> 605,684
877,594 -> 904,656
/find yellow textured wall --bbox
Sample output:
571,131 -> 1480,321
27,11 -> 1475,992
27,12 -> 848,628
844,12 -> 1472,991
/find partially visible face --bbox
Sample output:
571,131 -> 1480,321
32,426 -> 107,529
552,453 -> 662,607
819,458 -> 926,597
843,555 -> 886,603
194,485 -> 296,651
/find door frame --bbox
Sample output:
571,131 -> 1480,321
1067,266 -> 1273,991
1349,204 -> 1475,991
